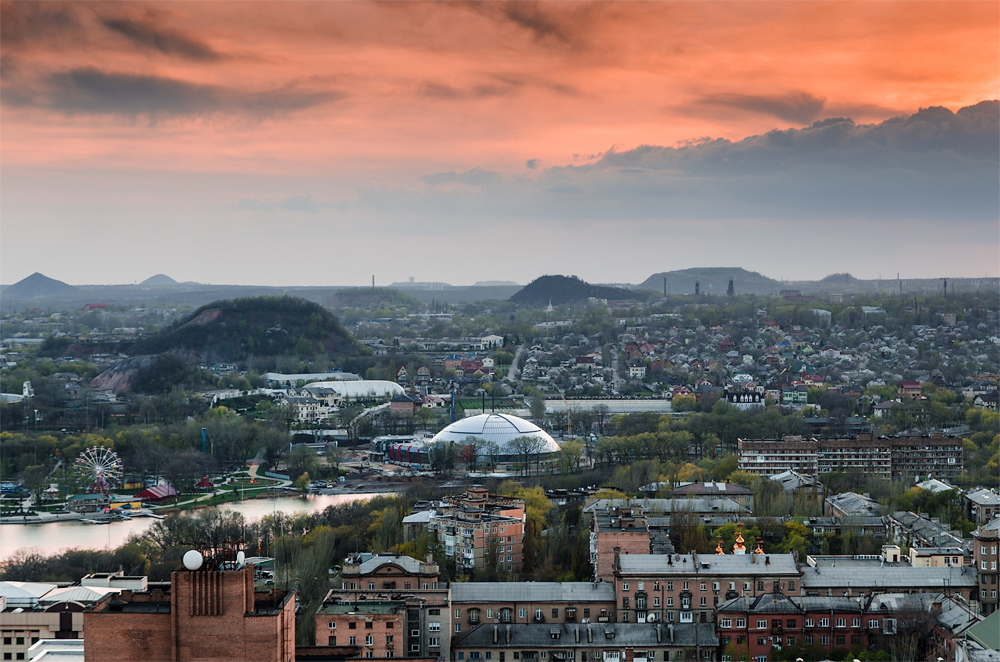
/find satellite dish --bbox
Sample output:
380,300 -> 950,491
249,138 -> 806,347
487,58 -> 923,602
236,551 -> 246,564
183,550 -> 203,571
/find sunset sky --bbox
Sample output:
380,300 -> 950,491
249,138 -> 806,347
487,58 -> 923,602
1,1 -> 997,287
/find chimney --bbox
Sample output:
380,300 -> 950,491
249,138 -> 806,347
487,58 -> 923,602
575,628 -> 580,644
655,624 -> 661,643
751,552 -> 756,564
506,626 -> 511,644
667,623 -> 674,643
587,627 -> 593,644
493,626 -> 498,644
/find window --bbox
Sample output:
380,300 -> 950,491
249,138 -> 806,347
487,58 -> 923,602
772,619 -> 781,629
722,656 -> 732,662
787,637 -> 796,646
819,618 -> 829,627
787,619 -> 796,628
365,652 -> 373,658
744,582 -> 751,591
756,637 -> 767,646
329,622 -> 337,629
984,546 -> 989,555
851,635 -> 861,645
349,637 -> 357,646
788,581 -> 795,591
836,635 -> 845,645
365,635 -> 373,646
667,596 -> 674,607
386,636 -> 393,644
757,620 -> 767,629
713,582 -> 719,592
487,654 -> 492,659
328,636 -> 337,645
757,581 -> 764,591
501,609 -> 512,622
699,597 -> 706,607
683,582 -> 689,591
805,619 -> 814,628
868,619 -> 879,628
736,619 -> 745,628
429,623 -> 441,632
820,636 -> 829,645
456,609 -> 462,618
487,609 -> 494,619
429,638 -> 440,648
405,582 -> 411,589
429,609 -> 441,615
584,609 -> 590,618
805,635 -> 814,645
667,582 -> 673,591
638,582 -> 644,590
455,624 -> 461,633
721,619 -> 732,628
368,582 -> 375,589
387,622 -> 393,629
729,582 -> 735,590
736,635 -> 745,645
836,618 -> 845,628
700,583 -> 706,592
470,653 -> 481,659
519,609 -> 526,619
458,655 -> 464,660
366,622 -> 374,629
623,582 -> 629,591
622,612 -> 630,622
349,623 -> 357,630
653,597 -> 660,607
852,618 -> 860,628
983,561 -> 989,570
622,598 -> 630,608
552,609 -> 559,618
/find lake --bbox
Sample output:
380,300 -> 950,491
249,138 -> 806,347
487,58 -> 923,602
0,493 -> 388,561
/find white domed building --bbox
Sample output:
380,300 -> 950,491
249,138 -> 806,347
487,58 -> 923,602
429,413 -> 560,467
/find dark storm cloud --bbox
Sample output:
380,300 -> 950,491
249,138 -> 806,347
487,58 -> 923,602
394,101 -> 1000,222
693,91 -> 827,125
526,159 -> 539,170
5,68 -> 343,119
0,1 -> 83,47
101,17 -> 222,61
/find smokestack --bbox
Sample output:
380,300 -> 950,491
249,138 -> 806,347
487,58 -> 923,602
372,275 -> 375,288
664,278 -> 667,297
727,277 -> 734,297
943,279 -> 947,297
695,281 -> 700,296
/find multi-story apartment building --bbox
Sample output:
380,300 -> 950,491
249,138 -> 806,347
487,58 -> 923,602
614,549 -> 803,627
964,488 -> 1000,525
590,506 -> 656,583
450,582 -> 616,631
429,488 -> 525,573
451,622 -> 718,662
972,518 -> 1000,615
326,553 -> 451,658
737,434 -> 963,480
716,593 -> 866,661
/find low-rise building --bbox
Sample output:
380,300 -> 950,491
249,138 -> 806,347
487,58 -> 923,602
965,488 -> 1000,526
450,582 -> 617,630
825,492 -> 881,518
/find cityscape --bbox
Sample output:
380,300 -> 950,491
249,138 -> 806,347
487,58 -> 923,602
1,2 -> 998,662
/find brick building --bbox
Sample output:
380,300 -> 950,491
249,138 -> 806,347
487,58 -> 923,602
590,506 -> 654,583
324,554 -> 451,658
84,564 -> 295,662
737,434 -> 963,480
450,582 -> 616,630
614,551 -> 803,627
429,488 -> 525,573
973,518 -> 1000,615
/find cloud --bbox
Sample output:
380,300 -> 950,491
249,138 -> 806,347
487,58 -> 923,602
692,91 -> 828,125
392,101 -> 1000,222
526,159 -> 539,170
0,2 -> 82,47
419,80 -> 521,100
101,16 -> 222,61
5,67 -> 343,119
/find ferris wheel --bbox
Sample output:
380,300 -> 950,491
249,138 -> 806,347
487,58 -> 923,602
74,446 -> 124,495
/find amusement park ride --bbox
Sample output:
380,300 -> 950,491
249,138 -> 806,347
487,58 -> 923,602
73,446 -> 124,496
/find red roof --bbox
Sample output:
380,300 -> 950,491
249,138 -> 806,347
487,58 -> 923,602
136,484 -> 178,500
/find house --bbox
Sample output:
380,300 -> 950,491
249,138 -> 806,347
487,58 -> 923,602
389,393 -> 421,417
628,364 -> 647,379
898,381 -> 922,399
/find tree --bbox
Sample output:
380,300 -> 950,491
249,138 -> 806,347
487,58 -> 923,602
288,446 -> 320,482
509,436 -> 544,476
529,394 -> 547,423
559,440 -> 584,474
294,472 -> 311,491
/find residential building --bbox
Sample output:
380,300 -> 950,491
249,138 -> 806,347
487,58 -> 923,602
390,394 -> 422,417
428,488 -> 525,573
800,561 -> 978,602
898,381 -> 923,399
886,512 -> 972,559
614,552 -> 803,626
450,621 -> 718,662
972,519 -> 1000,615
450,582 -> 616,630
666,483 -> 753,512
825,492 -> 881,518
965,489 -> 1000,526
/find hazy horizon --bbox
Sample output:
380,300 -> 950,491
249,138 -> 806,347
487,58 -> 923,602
2,1 -> 997,287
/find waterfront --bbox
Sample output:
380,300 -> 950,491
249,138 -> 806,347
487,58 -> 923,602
0,493 -> 385,561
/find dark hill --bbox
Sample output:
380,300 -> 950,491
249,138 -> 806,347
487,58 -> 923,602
637,267 -> 782,296
132,295 -> 366,363
3,272 -> 80,299
510,275 -> 639,306
140,274 -> 178,286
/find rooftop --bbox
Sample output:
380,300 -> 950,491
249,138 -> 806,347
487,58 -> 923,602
452,622 -> 717,649
451,582 -> 615,604
617,553 -> 800,577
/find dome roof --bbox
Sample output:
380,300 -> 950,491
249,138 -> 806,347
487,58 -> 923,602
430,413 -> 560,455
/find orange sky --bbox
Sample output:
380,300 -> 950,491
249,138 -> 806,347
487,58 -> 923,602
1,1 -> 998,285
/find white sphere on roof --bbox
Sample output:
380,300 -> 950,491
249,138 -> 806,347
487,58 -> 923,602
430,413 -> 559,457
183,550 -> 203,571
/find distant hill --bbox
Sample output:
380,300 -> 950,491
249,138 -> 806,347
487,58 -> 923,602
510,275 -> 641,306
326,287 -> 423,309
472,280 -> 520,287
140,274 -> 178,286
637,268 -> 782,296
132,295 -> 366,363
2,272 -> 80,299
